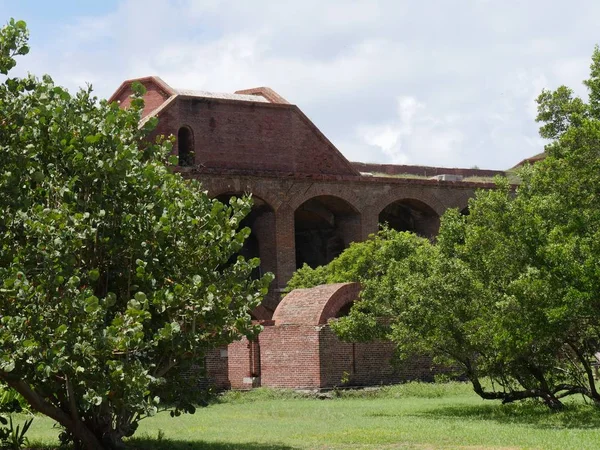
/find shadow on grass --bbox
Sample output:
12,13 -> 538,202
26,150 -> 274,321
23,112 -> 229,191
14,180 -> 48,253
365,401 -> 600,430
126,438 -> 298,450
419,402 -> 600,430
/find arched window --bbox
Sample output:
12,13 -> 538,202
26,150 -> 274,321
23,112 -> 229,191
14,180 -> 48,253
177,126 -> 194,166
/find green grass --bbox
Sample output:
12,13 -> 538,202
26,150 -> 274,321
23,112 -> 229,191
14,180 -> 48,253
12,382 -> 600,449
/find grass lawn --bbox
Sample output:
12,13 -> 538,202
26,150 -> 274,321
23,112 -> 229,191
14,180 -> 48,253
15,382 -> 600,449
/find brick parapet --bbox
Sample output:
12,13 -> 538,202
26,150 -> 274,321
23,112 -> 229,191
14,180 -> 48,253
352,161 -> 506,179
180,167 -> 498,190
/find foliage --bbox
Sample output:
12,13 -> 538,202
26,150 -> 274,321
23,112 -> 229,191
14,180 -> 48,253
289,46 -> 600,410
0,20 -> 272,449
0,385 -> 32,450
0,416 -> 32,450
0,387 -> 28,415
285,227 -> 430,292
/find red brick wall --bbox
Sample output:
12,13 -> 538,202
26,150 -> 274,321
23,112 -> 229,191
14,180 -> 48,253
251,324 -> 436,389
318,326 -> 435,388
227,338 -> 262,389
259,325 -> 321,389
205,348 -> 230,390
155,98 -> 358,176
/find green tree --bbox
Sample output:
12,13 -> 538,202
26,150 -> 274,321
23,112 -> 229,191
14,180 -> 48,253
0,19 -> 272,449
291,46 -> 600,410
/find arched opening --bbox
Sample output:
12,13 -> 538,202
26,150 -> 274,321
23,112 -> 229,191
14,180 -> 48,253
294,196 -> 361,269
379,199 -> 440,239
216,194 -> 276,281
177,126 -> 194,166
335,301 -> 354,318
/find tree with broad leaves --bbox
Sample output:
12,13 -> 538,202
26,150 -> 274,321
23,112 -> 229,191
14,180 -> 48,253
0,19 -> 272,449
289,46 -> 600,410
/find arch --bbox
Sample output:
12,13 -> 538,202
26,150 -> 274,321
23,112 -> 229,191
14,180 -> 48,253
216,193 -> 276,280
208,184 -> 283,213
273,283 -> 360,326
379,198 -> 440,239
294,195 -> 361,269
371,188 -> 446,219
177,125 -> 194,166
288,186 -> 361,215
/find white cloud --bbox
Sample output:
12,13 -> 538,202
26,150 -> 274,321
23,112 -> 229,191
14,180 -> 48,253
6,0 -> 600,170
358,96 -> 465,166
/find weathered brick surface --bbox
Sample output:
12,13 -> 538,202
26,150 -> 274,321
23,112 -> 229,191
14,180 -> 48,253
195,172 -> 480,300
201,284 -> 441,390
111,78 -> 498,390
154,98 -> 358,177
273,283 -> 360,326
110,77 -> 496,311
259,325 -> 322,389
227,338 -> 261,389
205,348 -> 230,389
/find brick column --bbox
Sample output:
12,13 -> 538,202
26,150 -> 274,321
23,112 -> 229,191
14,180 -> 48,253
275,204 -> 296,292
252,210 -> 279,311
361,208 -> 380,240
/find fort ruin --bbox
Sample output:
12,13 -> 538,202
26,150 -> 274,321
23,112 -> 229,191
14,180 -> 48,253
111,77 -> 509,389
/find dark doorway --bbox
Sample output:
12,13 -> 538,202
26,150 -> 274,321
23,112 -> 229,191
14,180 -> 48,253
294,196 -> 361,269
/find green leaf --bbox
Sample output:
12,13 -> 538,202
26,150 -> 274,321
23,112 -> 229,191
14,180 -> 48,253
89,269 -> 100,281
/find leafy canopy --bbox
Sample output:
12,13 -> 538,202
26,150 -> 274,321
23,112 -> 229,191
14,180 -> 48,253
289,46 -> 600,410
0,19 -> 271,449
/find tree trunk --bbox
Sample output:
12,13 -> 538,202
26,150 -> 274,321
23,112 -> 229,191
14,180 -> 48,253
2,377 -> 106,450
541,392 -> 564,411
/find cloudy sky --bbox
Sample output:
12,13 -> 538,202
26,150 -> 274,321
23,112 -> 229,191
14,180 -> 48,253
1,1 -> 598,169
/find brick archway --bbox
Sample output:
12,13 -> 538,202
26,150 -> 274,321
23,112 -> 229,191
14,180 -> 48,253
208,184 -> 282,212
212,191 -> 279,311
177,125 -> 195,166
378,197 -> 441,239
294,195 -> 361,269
273,283 -> 360,326
371,189 -> 445,218
288,186 -> 361,214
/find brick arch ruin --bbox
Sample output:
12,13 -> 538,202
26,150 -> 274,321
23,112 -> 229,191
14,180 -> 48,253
273,282 -> 360,326
115,76 -> 505,317
113,76 -> 517,390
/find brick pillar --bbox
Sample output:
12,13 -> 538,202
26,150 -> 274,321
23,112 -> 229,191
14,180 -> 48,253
362,209 -> 380,240
252,210 -> 279,311
337,214 -> 362,248
275,204 -> 296,292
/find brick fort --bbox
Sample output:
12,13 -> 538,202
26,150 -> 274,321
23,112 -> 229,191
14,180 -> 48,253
111,76 -> 513,390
